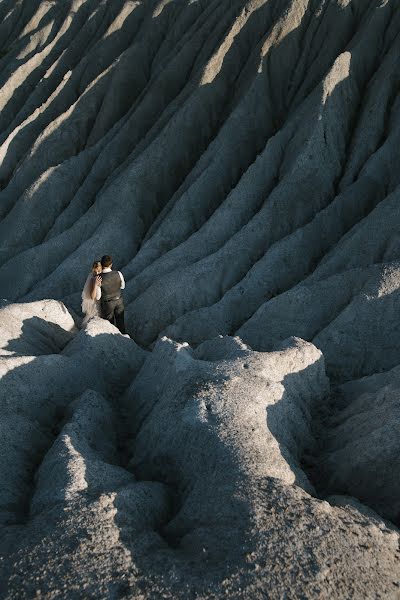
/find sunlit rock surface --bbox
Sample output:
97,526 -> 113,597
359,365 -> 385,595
1,0 -> 400,597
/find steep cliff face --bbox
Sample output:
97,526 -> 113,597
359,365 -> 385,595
1,0 -> 400,376
1,0 -> 400,597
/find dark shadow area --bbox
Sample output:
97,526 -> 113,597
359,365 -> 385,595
0,0 -> 75,137
314,287 -> 400,384
118,342 -> 263,574
3,314 -> 75,356
274,319 -> 400,531
262,345 -> 333,496
309,374 -> 400,530
0,2 -> 69,70
0,0 -> 144,196
0,0 -> 42,61
267,343 -> 400,534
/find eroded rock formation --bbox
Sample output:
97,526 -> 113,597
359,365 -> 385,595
1,304 -> 399,598
1,0 -> 400,597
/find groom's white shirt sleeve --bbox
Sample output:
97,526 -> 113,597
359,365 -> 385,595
118,271 -> 125,289
95,286 -> 102,301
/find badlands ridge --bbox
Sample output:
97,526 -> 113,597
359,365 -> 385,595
0,0 -> 400,597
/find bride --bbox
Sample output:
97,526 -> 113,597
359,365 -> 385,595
81,260 -> 102,324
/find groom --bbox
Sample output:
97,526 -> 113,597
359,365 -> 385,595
99,255 -> 126,334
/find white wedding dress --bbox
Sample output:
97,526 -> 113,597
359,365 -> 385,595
81,274 -> 100,324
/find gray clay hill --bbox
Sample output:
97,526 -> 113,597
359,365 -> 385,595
1,0 -> 400,598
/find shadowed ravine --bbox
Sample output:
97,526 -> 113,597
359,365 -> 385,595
1,1 -> 400,598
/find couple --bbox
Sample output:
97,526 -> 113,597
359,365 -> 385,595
81,255 -> 126,334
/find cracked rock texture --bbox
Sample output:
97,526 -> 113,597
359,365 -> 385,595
1,0 -> 400,598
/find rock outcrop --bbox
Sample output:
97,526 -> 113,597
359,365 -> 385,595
0,300 -> 400,598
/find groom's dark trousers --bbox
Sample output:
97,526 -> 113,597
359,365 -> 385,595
100,270 -> 126,333
101,297 -> 125,333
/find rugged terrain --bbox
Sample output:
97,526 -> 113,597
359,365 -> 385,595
1,0 -> 400,598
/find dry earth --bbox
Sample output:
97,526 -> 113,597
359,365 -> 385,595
1,0 -> 400,598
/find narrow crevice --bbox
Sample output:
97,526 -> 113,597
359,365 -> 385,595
14,404 -> 68,524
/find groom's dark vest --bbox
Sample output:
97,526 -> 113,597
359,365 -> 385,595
101,271 -> 121,301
